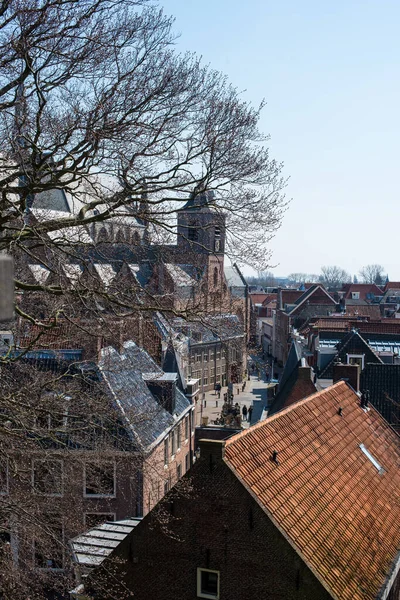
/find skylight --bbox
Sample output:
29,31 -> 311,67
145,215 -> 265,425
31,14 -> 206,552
359,444 -> 385,475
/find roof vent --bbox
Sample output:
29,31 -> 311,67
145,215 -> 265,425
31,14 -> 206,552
271,450 -> 279,465
359,444 -> 385,475
338,407 -> 343,416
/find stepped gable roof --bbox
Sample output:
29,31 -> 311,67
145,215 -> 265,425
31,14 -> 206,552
319,329 -> 383,379
98,341 -> 189,450
224,381 -> 400,600
361,363 -> 400,432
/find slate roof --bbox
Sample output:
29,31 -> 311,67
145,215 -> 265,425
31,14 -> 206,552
70,519 -> 141,569
224,381 -> 400,600
224,265 -> 246,288
98,341 -> 190,449
269,342 -> 316,415
319,330 -> 383,379
361,363 -> 400,431
182,190 -> 215,210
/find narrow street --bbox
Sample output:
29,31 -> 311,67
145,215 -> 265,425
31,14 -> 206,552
200,354 -> 282,428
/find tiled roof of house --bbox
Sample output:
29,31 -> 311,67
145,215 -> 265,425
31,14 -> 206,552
261,293 -> 277,306
344,304 -> 381,318
383,282 -> 400,292
224,381 -> 400,600
249,293 -> 269,306
341,283 -> 384,301
278,289 -> 304,309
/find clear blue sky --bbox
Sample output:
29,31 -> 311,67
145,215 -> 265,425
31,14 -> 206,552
160,0 -> 400,280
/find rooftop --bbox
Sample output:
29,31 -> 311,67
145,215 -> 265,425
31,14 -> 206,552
225,381 -> 400,600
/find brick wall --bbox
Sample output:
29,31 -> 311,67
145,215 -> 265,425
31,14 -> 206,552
90,441 -> 333,600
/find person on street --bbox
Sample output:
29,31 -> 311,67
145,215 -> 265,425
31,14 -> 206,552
248,405 -> 253,422
242,405 -> 248,420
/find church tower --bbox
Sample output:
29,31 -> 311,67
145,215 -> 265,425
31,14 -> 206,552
177,191 -> 226,256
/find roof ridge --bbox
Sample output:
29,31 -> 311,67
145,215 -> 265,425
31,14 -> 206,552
225,380 -> 350,446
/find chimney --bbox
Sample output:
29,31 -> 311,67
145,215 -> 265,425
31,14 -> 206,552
297,365 -> 313,381
333,363 -> 360,392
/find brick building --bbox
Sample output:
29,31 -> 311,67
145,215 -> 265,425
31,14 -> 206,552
75,381 -> 400,600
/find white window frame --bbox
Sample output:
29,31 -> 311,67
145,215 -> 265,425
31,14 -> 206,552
351,291 -> 360,299
346,354 -> 365,369
197,568 -> 220,599
83,461 -> 116,498
32,459 -> 63,497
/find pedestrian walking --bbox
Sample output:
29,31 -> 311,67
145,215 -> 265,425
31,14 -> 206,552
248,405 -> 253,422
242,405 -> 248,420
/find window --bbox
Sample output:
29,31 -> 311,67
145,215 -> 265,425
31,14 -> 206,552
213,267 -> 218,287
171,430 -> 176,456
352,291 -> 360,299
33,460 -> 63,496
177,424 -> 181,450
34,520 -> 63,570
190,353 -> 196,365
210,368 -> 215,378
84,513 -> 115,528
214,226 -> 221,239
176,463 -> 182,480
203,350 -> 208,363
164,437 -> 169,465
197,568 -> 220,599
221,363 -> 226,375
84,462 -> 116,497
203,371 -> 208,386
185,453 -> 190,472
185,416 -> 189,440
188,221 -> 199,242
347,354 -> 364,370
210,348 -> 215,360
216,348 -> 221,360
164,479 -> 170,494
216,367 -> 221,375
196,351 -> 202,363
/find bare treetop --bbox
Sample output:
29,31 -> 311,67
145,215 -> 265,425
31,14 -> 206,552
0,0 -> 287,273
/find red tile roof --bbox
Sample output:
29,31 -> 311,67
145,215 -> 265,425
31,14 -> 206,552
384,282 -> 400,292
341,284 -> 384,301
279,289 -> 304,308
261,293 -> 277,306
249,293 -> 269,306
225,382 -> 400,600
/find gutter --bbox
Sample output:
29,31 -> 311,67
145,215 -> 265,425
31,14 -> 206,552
377,549 -> 400,600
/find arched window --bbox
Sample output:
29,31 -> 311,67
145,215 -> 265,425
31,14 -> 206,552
213,267 -> 218,287
188,221 -> 199,242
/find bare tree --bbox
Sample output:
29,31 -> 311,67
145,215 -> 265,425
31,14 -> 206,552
0,2 -> 288,596
359,264 -> 386,286
319,266 -> 351,291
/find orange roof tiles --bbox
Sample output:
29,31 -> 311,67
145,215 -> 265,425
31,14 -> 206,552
224,382 -> 400,600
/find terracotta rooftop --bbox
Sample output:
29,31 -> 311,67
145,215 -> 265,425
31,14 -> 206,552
249,293 -> 269,306
224,381 -> 400,600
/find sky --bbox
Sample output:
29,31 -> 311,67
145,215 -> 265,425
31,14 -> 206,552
159,0 -> 400,279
